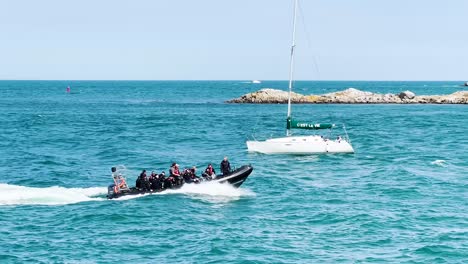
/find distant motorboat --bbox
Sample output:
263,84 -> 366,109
464,82 -> 468,86
252,80 -> 261,84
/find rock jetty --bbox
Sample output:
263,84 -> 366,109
227,88 -> 468,104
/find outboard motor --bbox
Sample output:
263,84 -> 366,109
107,184 -> 116,199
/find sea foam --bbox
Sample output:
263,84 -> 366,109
111,181 -> 255,204
0,182 -> 255,205
164,181 -> 255,203
0,183 -> 107,206
431,160 -> 447,167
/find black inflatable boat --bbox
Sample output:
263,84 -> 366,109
107,165 -> 253,199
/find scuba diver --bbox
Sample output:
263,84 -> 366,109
148,171 -> 157,190
136,169 -> 150,190
170,163 -> 180,176
149,171 -> 162,191
169,163 -> 183,186
220,157 -> 231,176
149,171 -> 156,181
190,166 -> 199,182
155,171 -> 166,190
202,164 -> 216,180
183,166 -> 200,183
182,168 -> 191,183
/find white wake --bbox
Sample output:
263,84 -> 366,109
113,181 -> 255,203
0,183 -> 107,206
0,182 -> 255,205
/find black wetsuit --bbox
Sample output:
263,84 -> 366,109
150,175 -> 161,190
220,160 -> 231,175
138,172 -> 150,190
203,167 -> 216,179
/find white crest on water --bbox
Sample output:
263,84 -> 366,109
163,181 -> 255,203
430,160 -> 447,167
111,181 -> 255,204
0,184 -> 107,206
1,181 -> 255,205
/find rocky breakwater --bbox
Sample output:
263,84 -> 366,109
227,88 -> 468,104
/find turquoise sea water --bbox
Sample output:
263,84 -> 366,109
0,81 -> 467,263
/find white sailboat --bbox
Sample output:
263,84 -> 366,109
246,0 -> 354,154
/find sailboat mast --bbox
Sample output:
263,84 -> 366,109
286,0 -> 298,136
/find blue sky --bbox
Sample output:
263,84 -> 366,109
1,0 -> 467,80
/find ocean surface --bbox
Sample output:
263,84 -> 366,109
0,80 -> 466,263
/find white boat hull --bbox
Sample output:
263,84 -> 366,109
246,135 -> 354,154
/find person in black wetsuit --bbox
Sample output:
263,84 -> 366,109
137,169 -> 150,190
182,168 -> 192,183
156,171 -> 166,189
220,157 -> 231,176
149,171 -> 158,190
135,170 -> 142,189
189,166 -> 200,183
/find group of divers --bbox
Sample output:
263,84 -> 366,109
110,157 -> 232,194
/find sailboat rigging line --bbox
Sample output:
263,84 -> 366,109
343,124 -> 351,143
297,0 -> 321,80
250,114 -> 262,141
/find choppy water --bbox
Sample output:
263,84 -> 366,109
0,81 -> 467,263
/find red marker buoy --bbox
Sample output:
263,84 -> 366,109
66,86 -> 71,93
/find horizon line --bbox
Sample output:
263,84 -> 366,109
0,79 -> 466,82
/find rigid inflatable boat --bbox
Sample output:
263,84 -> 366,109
107,165 -> 253,199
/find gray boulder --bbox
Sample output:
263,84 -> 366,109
398,90 -> 416,99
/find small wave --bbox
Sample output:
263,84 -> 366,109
431,160 -> 447,167
125,99 -> 164,105
294,156 -> 320,162
0,183 -> 107,206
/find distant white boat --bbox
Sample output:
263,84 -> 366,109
246,0 -> 354,155
252,80 -> 261,84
